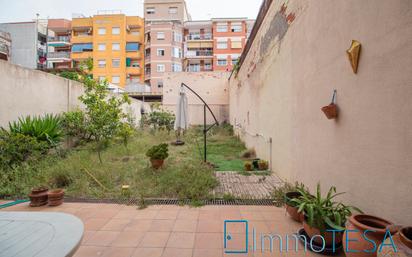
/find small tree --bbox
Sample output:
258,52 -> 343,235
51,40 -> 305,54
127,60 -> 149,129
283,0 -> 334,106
79,76 -> 130,163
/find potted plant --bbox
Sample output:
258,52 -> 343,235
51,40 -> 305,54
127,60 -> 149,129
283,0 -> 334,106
285,191 -> 304,222
379,226 -> 412,257
48,189 -> 65,206
292,183 -> 362,247
29,186 -> 48,207
244,161 -> 253,171
146,143 -> 169,169
258,160 -> 268,170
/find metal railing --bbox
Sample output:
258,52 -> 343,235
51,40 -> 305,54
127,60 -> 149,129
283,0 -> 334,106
185,50 -> 213,57
186,33 -> 212,40
48,52 -> 70,59
48,36 -> 70,42
186,65 -> 212,72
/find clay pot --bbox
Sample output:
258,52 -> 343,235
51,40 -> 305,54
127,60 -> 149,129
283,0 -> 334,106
29,187 -> 48,207
258,162 -> 268,171
378,227 -> 412,257
303,219 -> 343,246
321,103 -> 338,119
150,159 -> 164,169
244,163 -> 253,171
343,214 -> 393,257
284,191 -> 304,222
48,189 -> 64,206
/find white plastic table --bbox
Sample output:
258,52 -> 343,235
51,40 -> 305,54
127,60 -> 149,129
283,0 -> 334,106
0,211 -> 83,257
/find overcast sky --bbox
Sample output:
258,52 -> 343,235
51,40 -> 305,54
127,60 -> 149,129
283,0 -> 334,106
0,0 -> 261,23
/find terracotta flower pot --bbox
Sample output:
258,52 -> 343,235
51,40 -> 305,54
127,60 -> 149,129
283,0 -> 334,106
244,164 -> 253,171
258,162 -> 268,170
48,189 -> 65,206
321,103 -> 338,119
29,187 -> 48,207
343,214 -> 393,257
303,220 -> 343,246
150,159 -> 164,169
378,227 -> 412,257
284,191 -> 304,222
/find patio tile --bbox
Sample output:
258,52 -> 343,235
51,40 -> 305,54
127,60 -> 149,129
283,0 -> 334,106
84,218 -> 110,230
199,210 -> 221,220
90,209 -> 120,219
102,247 -> 135,257
134,210 -> 159,219
131,248 -> 164,257
149,219 -> 175,232
240,211 -> 265,221
124,219 -> 153,232
173,219 -> 198,232
82,230 -> 97,243
220,210 -> 242,220
177,210 -> 199,220
154,210 -> 179,220
73,246 -> 107,257
101,219 -> 132,231
166,232 -> 195,248
197,219 -> 223,233
84,231 -> 120,246
161,248 -> 192,257
111,231 -> 145,247
139,232 -> 171,247
194,233 -> 223,249
113,210 -> 140,219
193,248 -> 223,257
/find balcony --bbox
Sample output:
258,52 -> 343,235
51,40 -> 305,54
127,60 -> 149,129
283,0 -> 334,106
186,65 -> 213,72
186,33 -> 213,41
48,36 -> 71,47
48,52 -> 71,60
126,66 -> 141,75
185,50 -> 213,58
126,51 -> 142,59
71,34 -> 93,44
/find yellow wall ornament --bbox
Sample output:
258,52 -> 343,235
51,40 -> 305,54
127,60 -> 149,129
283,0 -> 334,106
346,40 -> 361,74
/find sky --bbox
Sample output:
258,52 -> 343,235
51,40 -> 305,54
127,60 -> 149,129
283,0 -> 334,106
0,0 -> 261,23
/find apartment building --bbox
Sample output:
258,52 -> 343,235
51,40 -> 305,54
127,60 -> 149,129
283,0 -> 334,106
71,12 -> 144,88
183,20 -> 213,72
0,30 -> 11,61
0,21 -> 48,69
212,18 -> 251,71
47,19 -> 72,70
144,0 -> 190,92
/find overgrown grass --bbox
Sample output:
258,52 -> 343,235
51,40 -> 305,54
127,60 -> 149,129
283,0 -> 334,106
0,125 -> 246,201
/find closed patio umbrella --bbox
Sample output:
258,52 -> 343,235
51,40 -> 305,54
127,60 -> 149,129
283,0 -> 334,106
173,85 -> 188,145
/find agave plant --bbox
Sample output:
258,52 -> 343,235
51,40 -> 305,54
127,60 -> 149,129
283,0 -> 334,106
8,114 -> 63,146
291,183 -> 362,231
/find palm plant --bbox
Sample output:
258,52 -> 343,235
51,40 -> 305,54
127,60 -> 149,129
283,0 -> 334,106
291,183 -> 362,231
9,114 -> 63,146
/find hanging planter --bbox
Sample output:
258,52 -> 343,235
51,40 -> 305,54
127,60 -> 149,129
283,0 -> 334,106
321,89 -> 338,119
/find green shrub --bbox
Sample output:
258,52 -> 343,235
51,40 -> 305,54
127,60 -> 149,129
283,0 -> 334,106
147,110 -> 175,132
61,110 -> 87,139
146,143 -> 169,160
8,114 -> 63,147
0,129 -> 48,168
59,71 -> 81,82
117,122 -> 134,149
271,181 -> 306,207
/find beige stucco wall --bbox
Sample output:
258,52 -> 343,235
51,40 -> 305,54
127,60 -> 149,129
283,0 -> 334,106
229,0 -> 412,224
162,72 -> 230,125
0,60 -> 148,127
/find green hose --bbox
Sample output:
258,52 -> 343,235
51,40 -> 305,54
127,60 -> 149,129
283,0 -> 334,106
0,199 -> 29,209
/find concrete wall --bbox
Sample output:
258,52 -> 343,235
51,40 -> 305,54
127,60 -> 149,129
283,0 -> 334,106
0,60 -> 148,127
162,72 -> 229,125
229,0 -> 412,224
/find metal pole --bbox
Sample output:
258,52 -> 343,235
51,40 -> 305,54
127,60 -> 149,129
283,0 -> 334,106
203,104 -> 207,162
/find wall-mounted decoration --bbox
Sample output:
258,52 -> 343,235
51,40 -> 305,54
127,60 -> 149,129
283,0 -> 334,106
321,89 -> 338,119
346,40 -> 361,73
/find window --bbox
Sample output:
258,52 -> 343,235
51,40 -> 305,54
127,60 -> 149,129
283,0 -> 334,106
173,32 -> 182,42
98,76 -> 106,83
172,47 -> 181,58
112,27 -> 120,35
188,63 -> 200,72
205,63 -> 212,70
98,28 -> 106,35
112,76 -> 120,84
217,41 -> 228,49
172,63 -> 182,72
146,7 -> 155,14
112,43 -> 120,51
131,60 -> 140,67
169,7 -> 178,14
98,59 -> 106,68
126,42 -> 139,51
231,24 -> 242,32
231,40 -> 242,49
98,43 -> 106,51
157,32 -> 165,40
72,43 -> 93,52
130,30 -> 140,35
112,58 -> 120,68
157,49 -> 165,56
216,24 -> 228,32
217,59 -> 227,66
157,81 -> 163,88
157,64 -> 165,72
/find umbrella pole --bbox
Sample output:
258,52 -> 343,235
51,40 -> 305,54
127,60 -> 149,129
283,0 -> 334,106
203,104 -> 207,162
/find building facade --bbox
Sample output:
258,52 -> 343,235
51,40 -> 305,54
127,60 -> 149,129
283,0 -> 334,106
0,22 -> 48,69
144,0 -> 189,92
0,30 -> 11,61
183,20 -> 213,72
71,13 -> 144,88
47,19 -> 72,70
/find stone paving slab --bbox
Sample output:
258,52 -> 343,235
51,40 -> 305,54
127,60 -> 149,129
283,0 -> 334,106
213,171 -> 283,199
